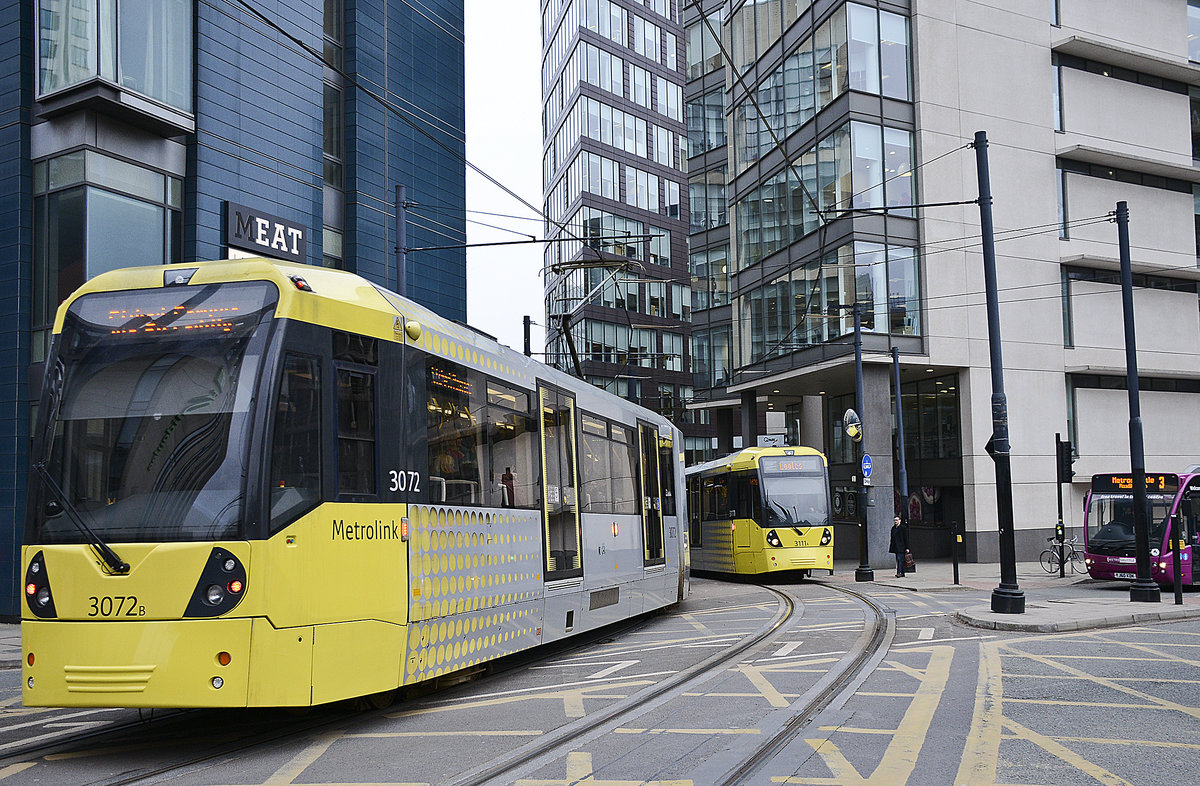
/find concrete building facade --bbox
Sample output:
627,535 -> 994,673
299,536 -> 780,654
686,0 -> 1200,565
0,0 -> 466,615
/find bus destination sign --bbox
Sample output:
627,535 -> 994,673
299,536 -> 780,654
1091,474 -> 1179,493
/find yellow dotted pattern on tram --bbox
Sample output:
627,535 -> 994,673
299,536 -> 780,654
417,330 -> 535,387
405,505 -> 544,685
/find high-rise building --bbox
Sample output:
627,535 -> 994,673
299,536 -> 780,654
0,0 -> 466,614
540,0 -> 709,461
686,0 -> 1200,564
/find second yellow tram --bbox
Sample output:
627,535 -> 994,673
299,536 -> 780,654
685,447 -> 833,576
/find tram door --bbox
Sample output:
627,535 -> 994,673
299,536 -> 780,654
639,423 -> 665,567
539,384 -> 582,580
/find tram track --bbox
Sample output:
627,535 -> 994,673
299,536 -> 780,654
0,582 -> 890,785
445,580 -> 890,786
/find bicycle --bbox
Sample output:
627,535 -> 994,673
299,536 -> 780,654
1040,535 -> 1084,574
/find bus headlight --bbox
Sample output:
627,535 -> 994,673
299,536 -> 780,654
820,528 -> 832,546
766,530 -> 782,547
205,585 -> 226,606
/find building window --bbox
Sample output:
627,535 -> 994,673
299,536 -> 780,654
1052,62 -> 1063,131
32,150 -> 182,356
1190,1 -> 1200,63
37,0 -> 192,112
324,0 -> 345,267
686,8 -> 724,79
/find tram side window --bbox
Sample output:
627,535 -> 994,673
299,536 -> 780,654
686,475 -> 702,546
610,424 -> 639,514
427,358 -> 539,508
337,369 -> 376,495
702,474 -> 729,520
269,354 -> 321,530
486,380 -> 539,509
579,415 -> 612,512
659,439 -> 676,516
732,470 -> 762,521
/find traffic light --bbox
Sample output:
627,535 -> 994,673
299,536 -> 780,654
1055,521 -> 1065,542
1056,438 -> 1076,484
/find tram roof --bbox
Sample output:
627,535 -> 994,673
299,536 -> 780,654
686,445 -> 827,476
55,258 -> 677,436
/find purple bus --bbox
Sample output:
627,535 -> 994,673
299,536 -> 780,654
1083,471 -> 1200,587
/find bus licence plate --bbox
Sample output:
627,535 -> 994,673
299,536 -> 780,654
1112,572 -> 1136,579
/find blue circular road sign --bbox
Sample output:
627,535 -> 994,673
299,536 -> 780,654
862,453 -> 873,478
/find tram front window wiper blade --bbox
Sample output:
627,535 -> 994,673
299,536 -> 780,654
31,462 -> 129,575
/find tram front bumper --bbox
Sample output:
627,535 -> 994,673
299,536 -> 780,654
22,618 -> 252,708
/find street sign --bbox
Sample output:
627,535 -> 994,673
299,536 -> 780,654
862,453 -> 873,478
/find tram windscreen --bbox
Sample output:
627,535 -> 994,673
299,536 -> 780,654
31,282 -> 277,543
758,455 -> 829,528
1086,491 -> 1175,555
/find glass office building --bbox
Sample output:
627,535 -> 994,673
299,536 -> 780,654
687,1 -> 1200,563
540,0 -> 709,461
0,0 -> 466,614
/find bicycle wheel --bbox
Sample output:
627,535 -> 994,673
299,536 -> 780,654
1068,548 -> 1085,574
1040,548 -> 1058,574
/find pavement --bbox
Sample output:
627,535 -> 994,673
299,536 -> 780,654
0,560 -> 1195,668
826,557 -> 1200,633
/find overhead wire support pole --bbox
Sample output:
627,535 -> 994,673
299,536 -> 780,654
395,184 -> 408,297
852,301 -> 873,583
1116,201 -> 1161,604
974,131 -> 1024,615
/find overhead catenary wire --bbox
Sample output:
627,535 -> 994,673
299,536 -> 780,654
217,0 -> 593,256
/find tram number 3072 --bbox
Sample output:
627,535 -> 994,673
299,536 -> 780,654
88,595 -> 146,617
388,470 -> 422,493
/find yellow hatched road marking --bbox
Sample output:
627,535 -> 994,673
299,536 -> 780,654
734,663 -> 790,708
1002,734 -> 1200,750
1092,635 -> 1200,667
1011,649 -> 1200,721
779,646 -> 953,785
0,763 -> 36,781
265,731 -> 344,784
955,639 -> 1004,786
1001,717 -> 1133,786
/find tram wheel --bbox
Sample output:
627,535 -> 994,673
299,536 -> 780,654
355,689 -> 397,711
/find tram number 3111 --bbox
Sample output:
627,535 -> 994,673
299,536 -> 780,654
88,596 -> 146,617
388,470 -> 422,493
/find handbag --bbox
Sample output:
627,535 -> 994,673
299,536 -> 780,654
903,551 -> 916,572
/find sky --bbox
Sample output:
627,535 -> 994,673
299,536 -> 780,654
463,0 -> 547,354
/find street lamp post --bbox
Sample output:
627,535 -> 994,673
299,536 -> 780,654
973,131 -> 1024,614
1115,200 -> 1161,604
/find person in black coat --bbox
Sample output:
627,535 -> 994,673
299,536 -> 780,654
889,516 -> 910,577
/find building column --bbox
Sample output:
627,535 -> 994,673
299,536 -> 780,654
863,364 -> 894,568
799,395 -> 824,452
715,409 -> 735,455
741,390 -> 758,447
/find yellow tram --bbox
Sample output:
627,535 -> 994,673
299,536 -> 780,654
685,447 -> 832,576
22,259 -> 687,707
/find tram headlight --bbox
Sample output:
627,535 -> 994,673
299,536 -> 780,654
185,547 -> 247,618
820,528 -> 832,546
766,530 -> 782,548
23,551 -> 56,619
205,584 -> 226,606
35,587 -> 51,608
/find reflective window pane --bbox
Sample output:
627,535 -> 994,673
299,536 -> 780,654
87,188 -> 165,276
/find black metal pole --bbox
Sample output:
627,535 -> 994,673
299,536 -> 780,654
1116,201 -> 1161,603
854,302 -> 873,582
1172,514 -> 1184,605
523,315 -> 532,357
952,521 -> 961,585
395,184 -> 408,297
975,131 -> 1024,614
1056,433 -> 1065,578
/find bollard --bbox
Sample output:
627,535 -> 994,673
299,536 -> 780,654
952,521 -> 961,585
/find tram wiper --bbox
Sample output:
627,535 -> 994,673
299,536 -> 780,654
31,462 -> 130,575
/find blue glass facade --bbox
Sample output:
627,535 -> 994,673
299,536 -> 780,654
0,0 -> 465,616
